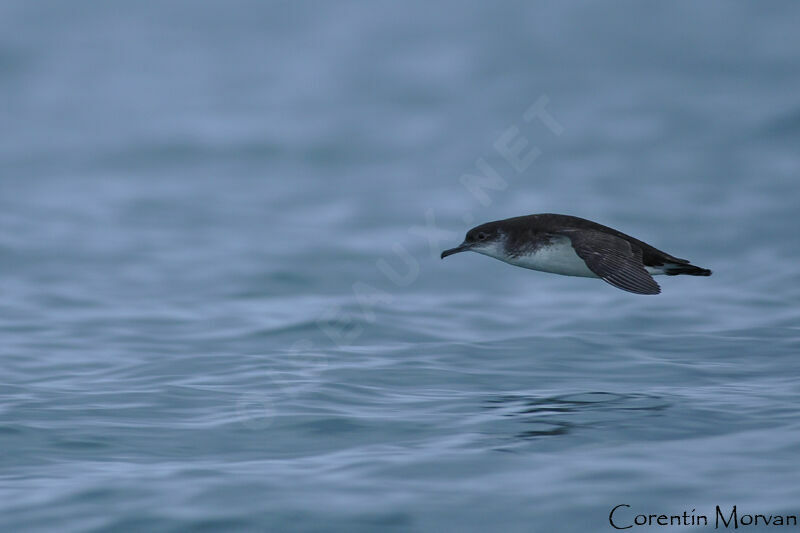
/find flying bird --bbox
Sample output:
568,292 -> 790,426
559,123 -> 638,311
441,213 -> 711,295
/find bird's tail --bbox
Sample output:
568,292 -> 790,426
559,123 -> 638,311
663,263 -> 712,276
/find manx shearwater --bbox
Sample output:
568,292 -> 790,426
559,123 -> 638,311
441,213 -> 711,295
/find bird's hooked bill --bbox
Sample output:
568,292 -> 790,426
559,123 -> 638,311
441,242 -> 470,259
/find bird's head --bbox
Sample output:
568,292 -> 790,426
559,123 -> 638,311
441,222 -> 505,259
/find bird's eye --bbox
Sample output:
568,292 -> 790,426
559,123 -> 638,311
477,232 -> 487,240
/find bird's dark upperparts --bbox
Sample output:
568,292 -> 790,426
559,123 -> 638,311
441,213 -> 711,295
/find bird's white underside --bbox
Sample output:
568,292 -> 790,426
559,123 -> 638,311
471,235 -> 665,278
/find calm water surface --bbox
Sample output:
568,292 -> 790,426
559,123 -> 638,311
2,2 -> 800,531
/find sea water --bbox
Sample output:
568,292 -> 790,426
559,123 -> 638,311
1,2 -> 799,531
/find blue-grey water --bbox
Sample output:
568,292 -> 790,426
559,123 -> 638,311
2,2 -> 800,531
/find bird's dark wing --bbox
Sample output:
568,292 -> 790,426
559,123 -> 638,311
561,229 -> 661,295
